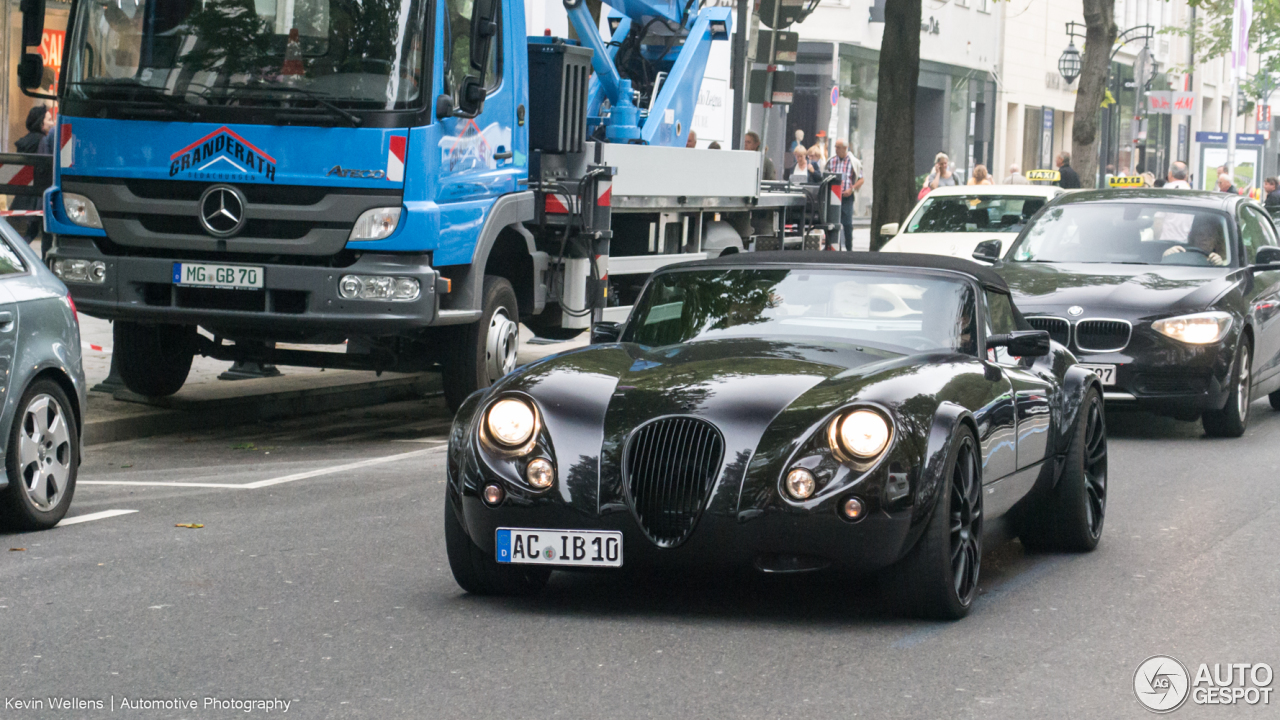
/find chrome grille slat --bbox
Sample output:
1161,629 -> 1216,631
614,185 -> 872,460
624,417 -> 725,547
1026,316 -> 1070,346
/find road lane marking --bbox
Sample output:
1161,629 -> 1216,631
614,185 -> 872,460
55,509 -> 138,527
78,445 -> 447,490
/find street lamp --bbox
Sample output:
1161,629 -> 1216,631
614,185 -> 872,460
1058,42 -> 1082,84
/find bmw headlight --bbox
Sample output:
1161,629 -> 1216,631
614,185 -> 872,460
349,207 -> 402,241
1152,311 -> 1233,345
829,409 -> 892,461
485,397 -> 539,451
63,193 -> 103,229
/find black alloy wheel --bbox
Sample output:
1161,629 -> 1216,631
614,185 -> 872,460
1081,399 -> 1108,540
1020,387 -> 1107,552
949,436 -> 983,605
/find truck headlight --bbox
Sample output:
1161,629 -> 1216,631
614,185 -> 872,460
63,193 -> 103,229
52,259 -> 106,284
349,207 -> 401,241
1152,311 -> 1232,345
338,275 -> 420,301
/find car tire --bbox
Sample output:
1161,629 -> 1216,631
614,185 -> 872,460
0,379 -> 79,531
114,321 -> 197,398
1271,389 -> 1280,412
444,501 -> 550,596
1019,387 -> 1107,553
442,276 -> 519,413
882,425 -> 982,620
1202,337 -> 1252,438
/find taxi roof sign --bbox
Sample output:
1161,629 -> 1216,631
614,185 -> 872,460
1026,169 -> 1061,182
1108,175 -> 1145,188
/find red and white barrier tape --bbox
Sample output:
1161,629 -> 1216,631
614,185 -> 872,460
0,210 -> 42,217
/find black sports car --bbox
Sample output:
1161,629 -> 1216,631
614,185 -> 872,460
980,190 -> 1280,435
444,253 -> 1107,619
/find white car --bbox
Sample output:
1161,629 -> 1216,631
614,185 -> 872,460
879,185 -> 1064,260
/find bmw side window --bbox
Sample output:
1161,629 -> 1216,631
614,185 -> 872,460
443,0 -> 501,101
1239,208 -> 1269,264
984,291 -> 1017,365
0,226 -> 28,275
1249,208 -> 1279,249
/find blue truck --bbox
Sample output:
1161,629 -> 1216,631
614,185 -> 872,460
18,0 -> 832,409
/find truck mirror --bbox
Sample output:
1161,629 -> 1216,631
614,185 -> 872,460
17,53 -> 44,91
470,0 -> 498,73
456,76 -> 486,116
435,93 -> 457,120
20,0 -> 45,49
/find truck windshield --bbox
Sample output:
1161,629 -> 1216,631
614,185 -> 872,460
65,0 -> 426,113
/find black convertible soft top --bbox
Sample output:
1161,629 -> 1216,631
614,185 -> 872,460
675,251 -> 1011,294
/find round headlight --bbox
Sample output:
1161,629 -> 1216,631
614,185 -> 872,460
526,458 -> 554,489
486,398 -> 537,448
785,468 -> 816,500
836,410 -> 891,459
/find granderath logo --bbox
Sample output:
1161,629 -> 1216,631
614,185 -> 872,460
169,126 -> 277,182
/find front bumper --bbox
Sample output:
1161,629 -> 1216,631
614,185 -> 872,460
49,235 -> 439,336
1077,336 -> 1234,417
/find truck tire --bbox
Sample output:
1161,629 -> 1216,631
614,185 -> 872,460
114,321 -> 198,398
442,276 -> 519,412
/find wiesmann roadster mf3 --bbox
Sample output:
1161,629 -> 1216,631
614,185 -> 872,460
444,253 -> 1108,618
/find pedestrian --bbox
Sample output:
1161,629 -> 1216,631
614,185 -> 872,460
925,152 -> 957,191
707,141 -> 721,150
1005,164 -> 1030,185
686,130 -> 697,149
1265,177 -> 1280,206
1141,172 -> 1156,188
1165,161 -> 1192,189
827,139 -> 859,251
1216,172 -> 1238,195
1055,152 -> 1081,189
789,147 -> 819,184
968,164 -> 993,186
12,105 -> 55,256
744,131 -> 776,181
790,129 -> 805,153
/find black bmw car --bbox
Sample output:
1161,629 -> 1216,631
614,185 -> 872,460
444,253 -> 1108,619
983,190 -> 1280,436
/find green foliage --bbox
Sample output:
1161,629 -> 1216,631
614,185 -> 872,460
178,0 -> 275,77
1168,0 -> 1280,107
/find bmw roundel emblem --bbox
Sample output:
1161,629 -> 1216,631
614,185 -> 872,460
1068,306 -> 1084,317
198,184 -> 248,238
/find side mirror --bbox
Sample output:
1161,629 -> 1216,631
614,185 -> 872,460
591,322 -> 622,344
470,0 -> 498,71
987,330 -> 1051,358
456,76 -> 486,116
1253,246 -> 1280,268
20,0 -> 45,48
17,53 -> 44,91
879,223 -> 899,237
435,94 -> 456,120
972,238 -> 1002,263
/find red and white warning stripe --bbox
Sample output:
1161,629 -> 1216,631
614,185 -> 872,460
0,163 -> 35,187
60,124 -> 73,168
596,179 -> 612,207
387,135 -> 406,182
830,183 -> 842,206
544,193 -> 577,215
0,210 -> 42,217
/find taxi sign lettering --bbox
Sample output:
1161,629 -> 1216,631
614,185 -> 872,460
1108,175 -> 1145,188
1026,169 -> 1061,182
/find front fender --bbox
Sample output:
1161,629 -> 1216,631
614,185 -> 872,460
896,402 -> 974,561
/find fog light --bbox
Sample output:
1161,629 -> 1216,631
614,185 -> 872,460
338,275 -> 420,301
52,259 -> 106,284
526,458 -> 554,489
62,193 -> 103,229
785,468 -> 816,500
348,206 -> 402,241
841,496 -> 865,521
483,483 -> 505,506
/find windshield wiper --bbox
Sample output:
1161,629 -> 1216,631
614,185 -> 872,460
69,78 -> 198,120
228,82 -> 362,127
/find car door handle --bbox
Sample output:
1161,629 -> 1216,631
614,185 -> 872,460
493,151 -> 513,160
0,311 -> 13,331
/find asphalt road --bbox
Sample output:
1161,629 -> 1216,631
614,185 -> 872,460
2,395 -> 1279,719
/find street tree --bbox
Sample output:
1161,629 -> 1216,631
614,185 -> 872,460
871,0 -> 922,248
1072,0 -> 1119,189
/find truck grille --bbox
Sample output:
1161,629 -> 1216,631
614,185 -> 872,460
623,417 -> 724,547
1026,316 -> 1070,346
1075,320 -> 1131,352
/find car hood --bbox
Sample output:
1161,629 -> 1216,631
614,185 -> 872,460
884,232 -> 1014,257
999,261 -> 1239,316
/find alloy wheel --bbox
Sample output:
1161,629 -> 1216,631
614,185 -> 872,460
949,437 -> 982,606
1083,398 -> 1108,539
1237,344 -> 1252,422
19,394 -> 72,511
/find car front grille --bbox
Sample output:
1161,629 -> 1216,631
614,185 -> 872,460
1026,316 -> 1070,346
1134,373 -> 1209,395
623,417 -> 724,547
1075,320 -> 1132,352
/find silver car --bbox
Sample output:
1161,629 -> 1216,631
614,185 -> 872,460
0,219 -> 87,531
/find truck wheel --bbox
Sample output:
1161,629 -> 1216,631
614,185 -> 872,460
444,501 -> 549,595
0,379 -> 79,531
114,322 -> 197,397
443,276 -> 519,412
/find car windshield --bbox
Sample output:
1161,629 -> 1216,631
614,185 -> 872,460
625,269 -> 978,355
906,195 -> 1048,234
1009,203 -> 1234,266
65,0 -> 426,111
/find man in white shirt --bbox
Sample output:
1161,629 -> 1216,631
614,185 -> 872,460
1165,161 -> 1192,189
1004,164 -> 1030,185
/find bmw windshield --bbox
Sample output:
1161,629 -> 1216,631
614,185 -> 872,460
1009,203 -> 1234,267
64,0 -> 427,117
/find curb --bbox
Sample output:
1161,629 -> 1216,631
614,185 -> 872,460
83,373 -> 441,446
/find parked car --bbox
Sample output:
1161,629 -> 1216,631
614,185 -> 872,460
444,252 -> 1107,619
880,185 -> 1063,259
989,189 -> 1280,436
0,220 -> 87,531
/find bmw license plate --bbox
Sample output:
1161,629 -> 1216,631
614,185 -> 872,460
496,528 -> 622,567
173,262 -> 264,290
1078,363 -> 1117,386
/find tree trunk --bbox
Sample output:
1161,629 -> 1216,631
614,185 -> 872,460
1071,0 -> 1117,189
872,0 -> 922,250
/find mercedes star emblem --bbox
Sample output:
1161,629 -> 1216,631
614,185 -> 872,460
198,184 -> 247,238
1068,306 -> 1085,317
